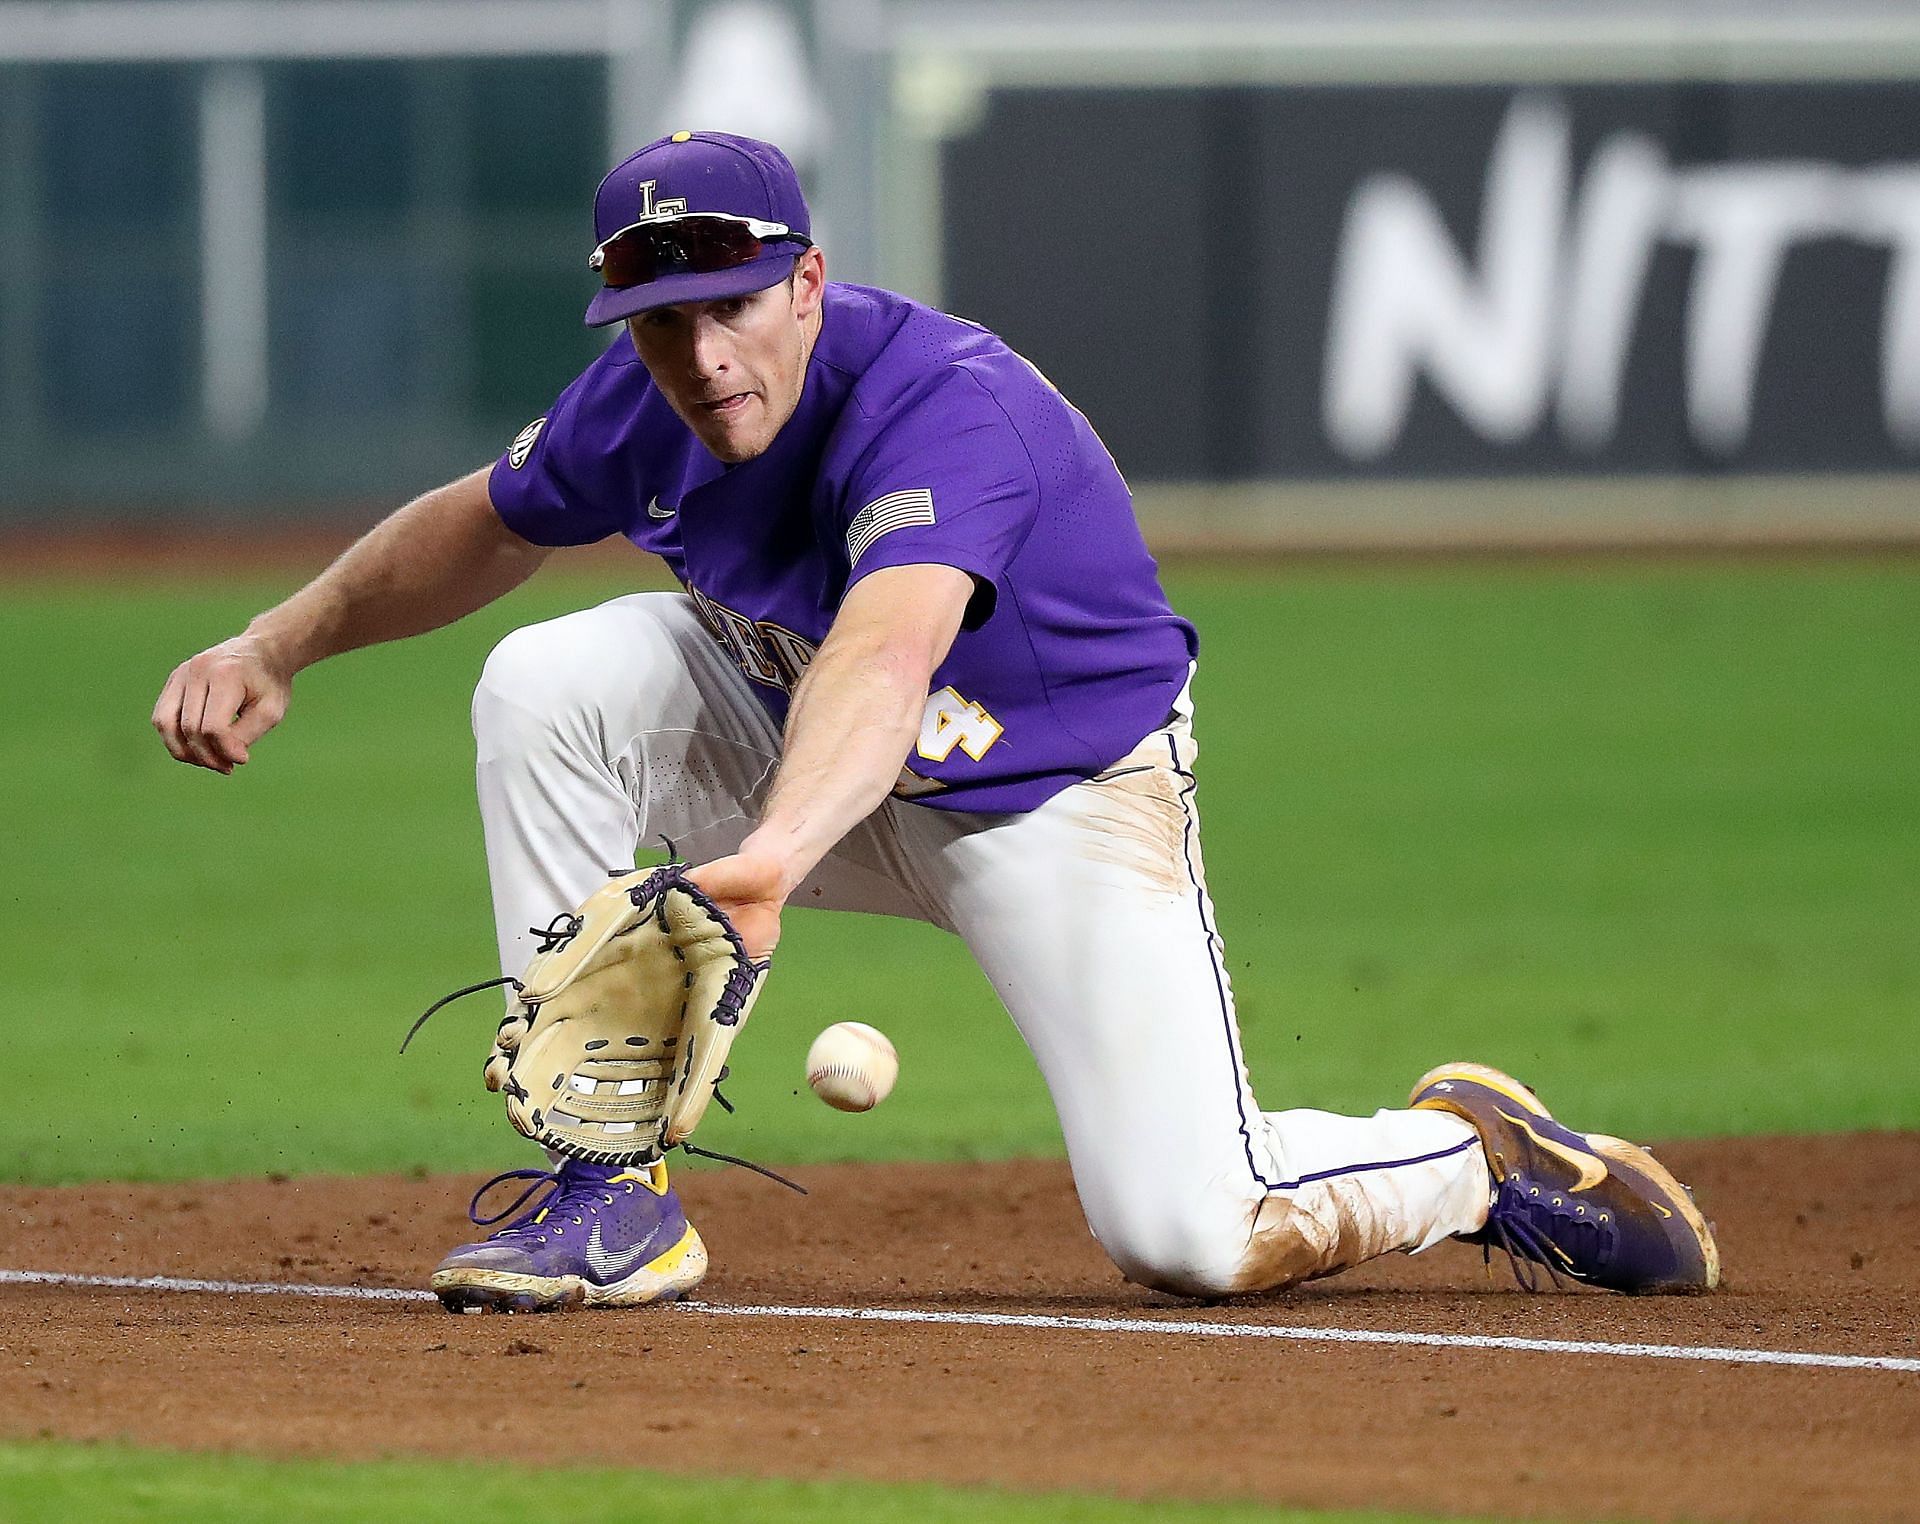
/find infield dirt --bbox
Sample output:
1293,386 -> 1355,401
3,1134 -> 1917,1524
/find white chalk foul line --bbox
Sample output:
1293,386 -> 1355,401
689,1302 -> 1920,1373
0,1268 -> 430,1303
4,1267 -> 1916,1374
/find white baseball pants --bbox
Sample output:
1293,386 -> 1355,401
473,592 -> 1489,1297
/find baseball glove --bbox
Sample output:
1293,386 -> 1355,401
474,864 -> 768,1165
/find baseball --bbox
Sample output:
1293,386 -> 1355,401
805,1022 -> 899,1113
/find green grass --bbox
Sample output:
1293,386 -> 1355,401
0,1441 -> 1511,1524
3,560 -> 1915,1184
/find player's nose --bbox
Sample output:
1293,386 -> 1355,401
687,314 -> 732,379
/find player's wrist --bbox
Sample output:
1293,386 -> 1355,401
734,827 -> 812,900
240,613 -> 317,679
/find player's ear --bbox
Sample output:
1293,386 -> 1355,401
790,247 -> 826,318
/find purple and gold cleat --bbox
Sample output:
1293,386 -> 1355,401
431,1158 -> 707,1313
1410,1062 -> 1719,1294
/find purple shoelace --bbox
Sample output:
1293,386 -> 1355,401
1480,1174 -> 1618,1291
466,1162 -> 632,1238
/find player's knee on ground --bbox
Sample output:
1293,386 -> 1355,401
1092,1192 -> 1285,1301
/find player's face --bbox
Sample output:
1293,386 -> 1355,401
625,247 -> 827,463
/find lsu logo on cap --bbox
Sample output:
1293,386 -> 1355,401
508,416 -> 546,469
635,178 -> 687,219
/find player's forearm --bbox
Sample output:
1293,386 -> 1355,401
741,635 -> 925,891
246,468 -> 548,674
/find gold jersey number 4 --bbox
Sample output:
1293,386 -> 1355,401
916,685 -> 1004,763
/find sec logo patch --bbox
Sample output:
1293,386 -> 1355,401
508,417 -> 547,469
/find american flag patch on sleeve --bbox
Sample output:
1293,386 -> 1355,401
847,488 -> 936,564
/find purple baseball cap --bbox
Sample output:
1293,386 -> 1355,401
583,131 -> 812,327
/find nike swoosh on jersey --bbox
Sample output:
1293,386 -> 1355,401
1494,1106 -> 1611,1192
647,497 -> 675,519
585,1220 -> 660,1277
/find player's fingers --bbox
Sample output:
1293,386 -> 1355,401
194,670 -> 252,771
228,686 -> 289,753
173,670 -> 230,773
150,667 -> 193,762
173,672 -> 230,773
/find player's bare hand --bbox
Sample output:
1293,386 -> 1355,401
152,632 -> 295,775
684,851 -> 789,961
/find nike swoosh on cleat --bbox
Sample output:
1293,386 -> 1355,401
585,1220 -> 660,1277
1494,1107 -> 1610,1192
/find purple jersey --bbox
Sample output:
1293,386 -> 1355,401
488,282 -> 1197,813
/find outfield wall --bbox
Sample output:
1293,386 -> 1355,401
941,81 -> 1920,486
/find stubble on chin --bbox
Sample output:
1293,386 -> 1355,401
705,397 -> 783,463
702,423 -> 762,464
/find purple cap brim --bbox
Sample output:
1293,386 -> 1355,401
582,249 -> 801,327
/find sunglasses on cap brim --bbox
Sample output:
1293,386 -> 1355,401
588,212 -> 811,290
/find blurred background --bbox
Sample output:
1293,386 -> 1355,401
4,0 -> 1919,546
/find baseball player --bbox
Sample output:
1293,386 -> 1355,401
153,131 -> 1718,1310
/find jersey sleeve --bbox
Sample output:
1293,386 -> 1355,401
485,362 -> 628,547
840,365 -> 1040,630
